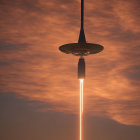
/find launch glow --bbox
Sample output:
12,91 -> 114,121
80,79 -> 84,140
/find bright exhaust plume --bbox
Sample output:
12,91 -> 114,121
80,79 -> 84,140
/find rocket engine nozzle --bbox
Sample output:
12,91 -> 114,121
78,57 -> 85,79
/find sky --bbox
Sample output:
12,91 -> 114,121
0,0 -> 140,139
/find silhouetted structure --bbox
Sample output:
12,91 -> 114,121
59,0 -> 104,79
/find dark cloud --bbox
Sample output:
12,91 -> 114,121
1,92 -> 140,140
120,65 -> 140,81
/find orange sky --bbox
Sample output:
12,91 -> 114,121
0,0 -> 140,128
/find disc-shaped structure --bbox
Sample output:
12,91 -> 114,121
59,43 -> 104,56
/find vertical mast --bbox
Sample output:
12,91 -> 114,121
78,0 -> 86,43
81,0 -> 84,30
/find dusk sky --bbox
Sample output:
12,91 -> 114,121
0,0 -> 140,139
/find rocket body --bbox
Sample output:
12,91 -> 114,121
78,57 -> 85,79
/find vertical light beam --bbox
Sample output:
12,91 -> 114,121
80,79 -> 84,140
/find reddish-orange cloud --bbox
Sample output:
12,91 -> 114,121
0,0 -> 140,126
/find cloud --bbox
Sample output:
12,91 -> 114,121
0,0 -> 140,126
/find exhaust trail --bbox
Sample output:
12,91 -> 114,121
80,79 -> 84,140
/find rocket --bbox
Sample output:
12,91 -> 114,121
59,0 -> 104,79
78,57 -> 85,79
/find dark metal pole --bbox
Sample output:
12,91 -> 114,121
81,0 -> 84,29
78,0 -> 86,43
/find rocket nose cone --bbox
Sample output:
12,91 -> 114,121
78,57 -> 85,79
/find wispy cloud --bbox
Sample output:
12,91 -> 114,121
0,0 -> 140,126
